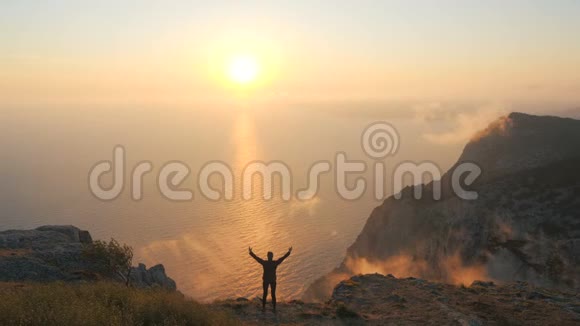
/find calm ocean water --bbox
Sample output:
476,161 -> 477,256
0,103 -> 461,301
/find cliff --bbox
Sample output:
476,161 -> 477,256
0,225 -> 176,290
305,112 -> 580,300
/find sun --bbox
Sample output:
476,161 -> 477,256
227,54 -> 260,85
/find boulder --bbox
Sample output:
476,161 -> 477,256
130,263 -> 177,290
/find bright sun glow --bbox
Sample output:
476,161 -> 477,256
227,54 -> 260,85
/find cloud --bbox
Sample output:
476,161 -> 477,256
305,251 -> 493,301
414,103 -> 509,145
288,195 -> 321,217
344,253 -> 490,286
137,233 -> 237,301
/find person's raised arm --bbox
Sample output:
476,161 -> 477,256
249,247 -> 264,264
277,247 -> 292,265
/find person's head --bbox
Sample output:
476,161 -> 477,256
267,251 -> 274,261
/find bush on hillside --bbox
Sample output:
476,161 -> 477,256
83,238 -> 133,285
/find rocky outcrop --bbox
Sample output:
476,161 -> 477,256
330,274 -> 580,325
216,274 -> 580,325
0,225 -> 176,290
306,113 -> 580,300
130,263 -> 177,291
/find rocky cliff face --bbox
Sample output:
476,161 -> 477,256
0,225 -> 176,290
305,112 -> 580,300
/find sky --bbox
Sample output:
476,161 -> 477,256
1,0 -> 580,108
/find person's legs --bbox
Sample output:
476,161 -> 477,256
271,282 -> 277,311
262,281 -> 268,311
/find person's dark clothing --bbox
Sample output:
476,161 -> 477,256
262,281 -> 276,310
250,251 -> 290,310
250,251 -> 289,282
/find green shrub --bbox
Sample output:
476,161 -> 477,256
0,282 -> 235,326
83,239 -> 133,285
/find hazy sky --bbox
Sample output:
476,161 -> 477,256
1,0 -> 580,107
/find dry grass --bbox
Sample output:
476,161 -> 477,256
0,282 -> 236,326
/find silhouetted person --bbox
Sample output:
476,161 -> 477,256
249,246 -> 292,312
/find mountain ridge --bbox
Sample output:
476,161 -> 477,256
305,112 -> 580,301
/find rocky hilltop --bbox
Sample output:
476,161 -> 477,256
0,225 -> 176,290
215,274 -> 580,325
306,112 -> 580,300
458,112 -> 580,181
